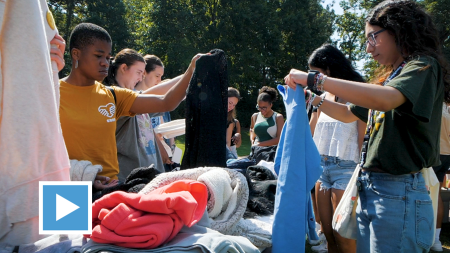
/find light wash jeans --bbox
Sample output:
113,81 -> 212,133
356,171 -> 434,253
226,145 -> 238,160
318,155 -> 356,191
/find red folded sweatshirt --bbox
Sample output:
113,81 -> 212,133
85,180 -> 208,249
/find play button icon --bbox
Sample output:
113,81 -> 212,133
39,181 -> 92,234
56,194 -> 80,221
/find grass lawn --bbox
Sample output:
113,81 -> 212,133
176,129 -> 450,252
237,128 -> 252,157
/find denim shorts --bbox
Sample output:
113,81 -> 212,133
356,171 -> 434,253
318,155 -> 357,191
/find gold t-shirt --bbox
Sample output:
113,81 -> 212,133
60,80 -> 138,179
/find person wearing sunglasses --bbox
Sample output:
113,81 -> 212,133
250,86 -> 284,147
284,1 -> 450,252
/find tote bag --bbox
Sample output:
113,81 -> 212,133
332,165 -> 361,240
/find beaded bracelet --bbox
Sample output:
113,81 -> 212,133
314,73 -> 327,92
306,91 -> 316,111
314,93 -> 326,109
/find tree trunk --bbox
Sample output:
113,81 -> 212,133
64,0 -> 74,42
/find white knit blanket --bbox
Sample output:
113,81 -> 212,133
139,167 -> 272,248
69,159 -> 102,184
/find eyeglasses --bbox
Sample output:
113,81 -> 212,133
365,29 -> 386,47
256,104 -> 268,111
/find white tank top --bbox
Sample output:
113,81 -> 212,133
313,104 -> 360,163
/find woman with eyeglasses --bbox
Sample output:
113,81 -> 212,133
226,87 -> 242,159
250,86 -> 284,147
285,1 -> 450,252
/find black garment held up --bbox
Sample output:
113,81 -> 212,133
181,49 -> 228,169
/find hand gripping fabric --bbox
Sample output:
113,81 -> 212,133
181,49 -> 228,169
272,85 -> 322,253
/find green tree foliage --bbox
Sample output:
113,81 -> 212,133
121,0 -> 334,126
423,0 -> 450,59
48,0 -> 86,76
48,0 -> 338,127
48,0 -> 85,41
335,0 -> 366,62
82,0 -> 132,53
48,0 -> 133,76
336,0 -> 449,81
47,0 -> 450,126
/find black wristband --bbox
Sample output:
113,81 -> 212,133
307,70 -> 319,90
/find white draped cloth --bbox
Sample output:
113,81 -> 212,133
0,0 -> 70,244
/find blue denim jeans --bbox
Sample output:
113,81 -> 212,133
356,171 -> 434,253
318,155 -> 356,191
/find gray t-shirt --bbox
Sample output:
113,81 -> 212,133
115,112 -> 165,181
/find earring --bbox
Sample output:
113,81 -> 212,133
75,60 -> 78,69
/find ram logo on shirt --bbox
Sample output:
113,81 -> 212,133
98,103 -> 116,122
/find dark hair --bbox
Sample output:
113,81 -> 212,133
144,55 -> 164,74
258,86 -> 278,104
104,48 -> 145,86
367,0 -> 450,102
69,23 -> 111,56
228,87 -> 241,99
308,44 -> 365,83
228,87 -> 241,122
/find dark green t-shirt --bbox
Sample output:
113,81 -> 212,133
350,56 -> 444,175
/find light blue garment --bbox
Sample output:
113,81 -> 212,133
306,194 -> 318,242
0,234 -> 86,253
272,85 -> 322,253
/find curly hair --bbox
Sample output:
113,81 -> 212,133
367,0 -> 450,102
258,86 -> 278,104
104,48 -> 145,86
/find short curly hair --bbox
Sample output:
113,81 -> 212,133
69,23 -> 111,56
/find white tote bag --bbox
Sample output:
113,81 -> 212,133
332,165 -> 361,240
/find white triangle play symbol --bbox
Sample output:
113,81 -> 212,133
56,194 -> 79,221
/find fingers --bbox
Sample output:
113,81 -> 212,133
284,74 -> 297,90
50,48 -> 65,71
191,53 -> 206,64
95,175 -> 109,181
93,181 -> 104,190
50,34 -> 66,51
50,34 -> 66,71
106,179 -> 119,187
